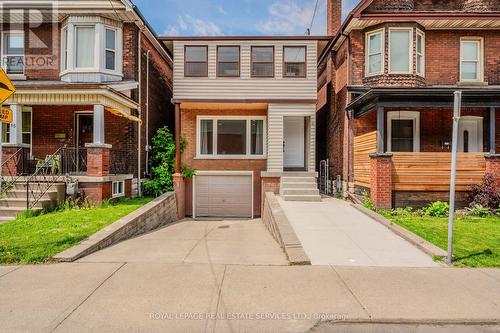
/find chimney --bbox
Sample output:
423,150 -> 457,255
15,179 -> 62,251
327,0 -> 342,36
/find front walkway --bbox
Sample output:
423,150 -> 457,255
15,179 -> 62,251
278,197 -> 440,267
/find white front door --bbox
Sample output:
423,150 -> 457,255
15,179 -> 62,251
283,116 -> 305,168
458,117 -> 483,152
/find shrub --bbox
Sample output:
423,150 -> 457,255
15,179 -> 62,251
425,201 -> 449,217
143,127 -> 196,197
362,190 -> 375,211
465,204 -> 491,218
469,173 -> 500,209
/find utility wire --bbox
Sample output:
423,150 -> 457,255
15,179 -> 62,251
306,0 -> 320,35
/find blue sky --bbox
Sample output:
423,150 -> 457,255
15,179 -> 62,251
133,0 -> 360,36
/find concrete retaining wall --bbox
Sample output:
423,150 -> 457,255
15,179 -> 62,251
54,192 -> 178,262
262,192 -> 310,265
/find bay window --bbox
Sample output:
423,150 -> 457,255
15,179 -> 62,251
2,31 -> 24,75
197,117 -> 266,158
416,30 -> 425,76
460,38 -> 483,82
75,26 -> 95,68
389,28 -> 412,74
365,29 -> 383,76
105,29 -> 117,71
62,28 -> 68,71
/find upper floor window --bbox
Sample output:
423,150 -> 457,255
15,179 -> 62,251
251,46 -> 274,77
62,28 -> 68,71
416,30 -> 425,76
185,46 -> 208,77
2,31 -> 24,75
217,46 -> 240,77
283,46 -> 306,78
75,26 -> 95,68
460,37 -> 483,82
389,28 -> 412,74
365,29 -> 383,76
105,29 -> 117,71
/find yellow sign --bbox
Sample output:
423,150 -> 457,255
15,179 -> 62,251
0,67 -> 15,105
0,107 -> 12,123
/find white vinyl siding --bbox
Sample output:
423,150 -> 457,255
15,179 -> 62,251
173,40 -> 317,100
267,104 -> 316,172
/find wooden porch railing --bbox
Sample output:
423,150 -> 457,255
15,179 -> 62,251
391,152 -> 486,191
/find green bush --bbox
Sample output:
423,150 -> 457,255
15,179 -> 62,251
362,190 -> 375,211
425,201 -> 449,217
465,204 -> 491,218
143,126 -> 195,197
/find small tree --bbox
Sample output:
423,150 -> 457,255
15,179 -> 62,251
143,126 -> 194,197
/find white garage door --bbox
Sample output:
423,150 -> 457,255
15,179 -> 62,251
195,175 -> 252,218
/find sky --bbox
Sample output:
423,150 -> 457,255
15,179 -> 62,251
133,0 -> 360,36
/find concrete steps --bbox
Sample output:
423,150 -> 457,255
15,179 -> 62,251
280,175 -> 321,202
0,182 -> 65,221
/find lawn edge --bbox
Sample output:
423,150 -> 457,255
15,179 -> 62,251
351,204 -> 448,259
53,192 -> 178,262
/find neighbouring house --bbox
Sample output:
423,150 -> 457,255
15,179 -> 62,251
161,36 -> 329,218
317,0 -> 500,209
0,0 -> 173,219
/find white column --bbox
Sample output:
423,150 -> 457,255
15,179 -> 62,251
93,104 -> 105,145
9,104 -> 23,145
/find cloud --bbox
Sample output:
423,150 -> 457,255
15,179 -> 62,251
217,5 -> 227,15
164,14 -> 223,36
257,0 -> 325,35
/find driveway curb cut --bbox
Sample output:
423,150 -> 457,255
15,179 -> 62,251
351,204 -> 447,259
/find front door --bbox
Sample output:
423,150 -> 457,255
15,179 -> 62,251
283,116 -> 305,169
458,117 -> 483,152
76,113 -> 93,148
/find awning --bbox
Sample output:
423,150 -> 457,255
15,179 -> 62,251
106,107 -> 142,123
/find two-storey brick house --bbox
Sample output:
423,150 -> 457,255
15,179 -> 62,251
317,0 -> 500,209
0,0 -> 173,215
161,36 -> 329,218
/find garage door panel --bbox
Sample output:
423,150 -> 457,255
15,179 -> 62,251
195,175 -> 252,218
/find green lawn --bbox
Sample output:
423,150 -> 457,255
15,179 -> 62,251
0,197 -> 152,265
380,212 -> 500,267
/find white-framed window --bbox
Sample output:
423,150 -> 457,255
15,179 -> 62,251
365,29 -> 384,76
62,27 -> 68,71
460,37 -> 483,82
389,28 -> 412,74
283,46 -> 306,78
1,107 -> 32,147
112,180 -> 125,198
387,111 -> 420,153
75,26 -> 95,69
1,31 -> 24,75
196,116 -> 266,159
105,28 -> 117,71
416,29 -> 425,76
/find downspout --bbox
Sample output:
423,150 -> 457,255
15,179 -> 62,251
145,50 -> 150,176
137,29 -> 142,197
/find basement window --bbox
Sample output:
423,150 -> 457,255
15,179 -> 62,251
112,180 -> 125,198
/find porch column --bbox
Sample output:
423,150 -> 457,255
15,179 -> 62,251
85,104 -> 111,177
172,102 -> 185,219
369,153 -> 393,210
376,106 -> 384,153
8,104 -> 23,145
490,107 -> 496,154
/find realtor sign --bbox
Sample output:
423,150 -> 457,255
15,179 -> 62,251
0,107 -> 12,123
0,67 -> 15,123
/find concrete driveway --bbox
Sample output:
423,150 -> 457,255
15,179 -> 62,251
278,197 -> 440,267
78,219 -> 288,266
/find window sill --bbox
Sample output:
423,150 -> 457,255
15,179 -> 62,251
112,193 -> 125,199
194,155 -> 266,160
8,74 -> 27,81
457,80 -> 488,86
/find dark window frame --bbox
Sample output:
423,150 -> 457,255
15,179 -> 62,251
216,45 -> 240,78
184,45 -> 209,77
251,46 -> 275,78
283,45 -> 307,78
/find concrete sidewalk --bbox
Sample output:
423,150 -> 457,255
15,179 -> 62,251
278,197 -> 440,267
0,263 -> 499,332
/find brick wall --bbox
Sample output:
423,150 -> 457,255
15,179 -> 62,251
368,0 -> 500,11
181,108 -> 267,216
123,23 -> 139,81
23,23 -> 60,80
370,155 -> 392,209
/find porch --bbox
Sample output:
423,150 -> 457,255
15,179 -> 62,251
348,87 -> 500,209
1,83 -> 140,207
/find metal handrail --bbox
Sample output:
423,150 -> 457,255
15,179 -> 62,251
0,147 -> 28,197
25,146 -> 65,210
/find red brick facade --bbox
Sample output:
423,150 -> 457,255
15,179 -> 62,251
370,155 -> 393,210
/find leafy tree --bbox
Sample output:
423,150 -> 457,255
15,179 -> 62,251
143,126 -> 195,197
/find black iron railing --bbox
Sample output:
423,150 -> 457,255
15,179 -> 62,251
0,147 -> 30,197
61,147 -> 87,175
25,146 -> 64,210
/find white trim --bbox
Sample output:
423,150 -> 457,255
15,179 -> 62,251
458,116 -> 483,152
387,111 -> 420,152
192,171 -> 254,219
112,180 -> 125,198
416,29 -> 425,77
388,27 -> 413,74
365,28 -> 385,77
196,115 -> 267,159
459,37 -> 484,83
1,30 -> 25,75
